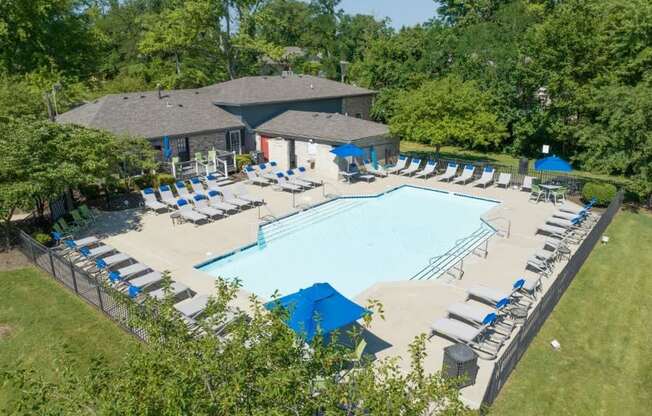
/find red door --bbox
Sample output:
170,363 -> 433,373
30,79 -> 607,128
260,136 -> 270,161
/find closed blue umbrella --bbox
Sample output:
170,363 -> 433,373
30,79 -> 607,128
535,155 -> 572,172
162,135 -> 172,161
265,282 -> 369,342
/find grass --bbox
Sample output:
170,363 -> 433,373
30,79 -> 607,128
0,267 -> 137,410
489,210 -> 652,416
399,142 -> 629,185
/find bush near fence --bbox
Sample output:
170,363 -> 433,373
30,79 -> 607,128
482,189 -> 624,406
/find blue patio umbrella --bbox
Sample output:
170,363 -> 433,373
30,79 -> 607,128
265,282 -> 369,342
330,143 -> 364,158
534,155 -> 572,172
162,135 -> 172,161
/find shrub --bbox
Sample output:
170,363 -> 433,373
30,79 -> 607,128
236,154 -> 253,172
33,232 -> 52,246
133,174 -> 155,190
582,182 -> 617,207
156,173 -> 176,187
79,184 -> 102,201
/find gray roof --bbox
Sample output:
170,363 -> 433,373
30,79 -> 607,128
202,75 -> 374,107
255,111 -> 390,143
56,89 -> 244,139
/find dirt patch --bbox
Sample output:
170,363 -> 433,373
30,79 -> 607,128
0,324 -> 13,340
0,249 -> 31,271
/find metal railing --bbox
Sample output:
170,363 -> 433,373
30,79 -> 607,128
483,216 -> 511,238
481,189 -> 624,406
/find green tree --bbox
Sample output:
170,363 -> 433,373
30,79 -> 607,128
390,75 -> 507,152
3,276 -> 471,414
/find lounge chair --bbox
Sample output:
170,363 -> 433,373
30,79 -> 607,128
244,165 -> 271,186
467,278 -> 539,307
429,318 -> 503,360
385,155 -> 409,174
435,162 -> 458,182
274,172 -> 302,192
452,165 -> 476,184
204,174 -> 223,192
546,216 -> 589,233
521,176 -> 534,192
95,252 -> 131,273
414,160 -> 437,179
175,180 -> 194,201
78,245 -> 116,262
536,223 -> 568,237
529,184 -> 545,203
125,271 -> 163,298
70,209 -> 90,228
496,173 -> 512,189
448,302 -> 515,338
63,236 -> 99,251
158,184 -> 179,208
296,167 -> 323,185
175,199 -> 209,225
526,256 -> 552,278
107,263 -> 150,284
258,163 -> 277,180
559,198 -> 596,215
141,188 -> 168,213
174,295 -> 210,319
399,158 -> 422,176
285,170 -> 314,188
218,186 -> 253,208
148,281 -> 193,302
189,177 -> 207,196
362,160 -> 388,177
472,166 -> 495,188
206,190 -> 239,213
234,184 -> 264,205
192,195 -> 224,220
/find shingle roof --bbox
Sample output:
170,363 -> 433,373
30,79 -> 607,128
56,89 -> 244,139
202,75 -> 374,106
255,111 -> 390,143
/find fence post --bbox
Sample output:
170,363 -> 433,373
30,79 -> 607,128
69,259 -> 75,285
96,285 -> 104,312
71,263 -> 79,294
29,238 -> 37,263
48,249 -> 56,278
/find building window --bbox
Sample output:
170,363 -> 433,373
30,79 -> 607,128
355,113 -> 362,119
175,137 -> 190,162
227,130 -> 243,154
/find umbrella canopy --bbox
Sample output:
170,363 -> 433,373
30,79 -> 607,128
330,143 -> 364,158
162,136 -> 173,161
534,155 -> 572,172
265,283 -> 369,342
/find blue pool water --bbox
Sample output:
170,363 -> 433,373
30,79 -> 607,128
198,186 -> 498,298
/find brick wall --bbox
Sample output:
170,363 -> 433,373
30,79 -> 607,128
342,95 -> 374,120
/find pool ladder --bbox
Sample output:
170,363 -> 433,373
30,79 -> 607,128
410,224 -> 495,281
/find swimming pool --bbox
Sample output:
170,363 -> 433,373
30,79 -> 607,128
198,186 -> 498,298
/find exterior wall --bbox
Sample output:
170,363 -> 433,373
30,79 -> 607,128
267,137 -> 291,171
149,130 -> 229,160
221,98 -> 343,129
294,140 -> 340,181
342,95 -> 373,120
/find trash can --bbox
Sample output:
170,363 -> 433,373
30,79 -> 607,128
442,344 -> 479,388
519,157 -> 529,175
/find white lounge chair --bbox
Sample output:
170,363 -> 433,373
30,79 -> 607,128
124,271 -> 163,298
206,190 -> 239,213
452,165 -> 476,184
219,186 -> 253,208
175,180 -> 194,200
414,160 -> 437,179
536,223 -> 567,237
244,165 -> 270,186
559,199 -> 596,215
435,162 -> 458,182
148,281 -> 193,302
295,167 -> 323,185
107,262 -> 150,284
204,174 -> 223,191
258,163 -> 278,180
95,252 -> 131,272
385,155 -> 409,174
189,177 -> 207,196
158,184 -> 179,208
273,172 -> 302,192
77,244 -> 116,263
399,158 -> 422,176
521,176 -> 534,191
175,199 -> 209,225
192,195 -> 224,220
447,302 -> 514,338
362,160 -> 388,177
234,184 -> 264,205
285,170 -> 314,188
527,256 -> 552,278
467,278 -> 540,307
472,167 -> 495,188
62,236 -> 99,251
429,318 -> 503,360
496,173 -> 511,189
174,295 -> 210,319
140,188 -> 167,212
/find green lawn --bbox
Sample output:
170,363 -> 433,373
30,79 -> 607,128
0,267 -> 137,410
489,210 -> 652,415
399,142 -> 628,185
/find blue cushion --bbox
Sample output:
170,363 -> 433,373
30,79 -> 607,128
286,170 -> 294,176
259,163 -> 266,169
513,278 -> 525,289
108,271 -> 121,283
276,172 -> 283,177
194,194 -> 205,201
206,174 -> 216,180
245,165 -> 253,171
128,285 -> 141,298
449,162 -> 457,167
177,199 -> 188,206
270,161 -> 277,166
143,187 -> 154,194
496,298 -> 510,309
80,247 -> 90,256
96,258 -> 107,270
176,181 -> 186,188
160,185 -> 170,192
298,167 -> 306,172
485,166 -> 493,172
190,178 -> 201,184
482,313 -> 497,326
208,190 -> 219,197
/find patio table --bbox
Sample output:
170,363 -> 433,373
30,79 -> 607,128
540,184 -> 561,202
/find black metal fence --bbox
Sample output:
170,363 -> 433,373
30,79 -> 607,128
481,189 -> 624,406
16,232 -> 148,341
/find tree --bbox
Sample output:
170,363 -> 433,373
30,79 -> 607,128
3,276 -> 472,414
389,75 -> 507,152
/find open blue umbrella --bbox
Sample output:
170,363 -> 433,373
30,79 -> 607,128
535,155 -> 572,172
265,283 -> 369,342
330,143 -> 364,158
162,135 -> 172,161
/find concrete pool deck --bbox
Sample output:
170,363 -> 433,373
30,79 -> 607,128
89,173 -> 581,408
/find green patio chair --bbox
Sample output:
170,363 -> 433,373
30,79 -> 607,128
551,186 -> 567,204
70,209 -> 90,228
529,184 -> 545,203
57,217 -> 79,234
52,222 -> 69,237
79,204 -> 97,223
